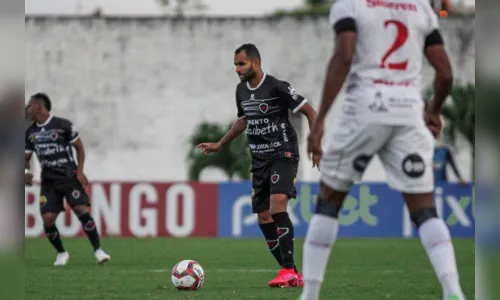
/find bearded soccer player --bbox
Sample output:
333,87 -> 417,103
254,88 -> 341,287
197,43 -> 319,288
25,93 -> 111,266
300,0 -> 465,299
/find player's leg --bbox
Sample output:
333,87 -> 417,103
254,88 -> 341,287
380,125 -> 465,300
257,211 -> 284,267
301,183 -> 348,299
268,158 -> 300,287
65,183 -> 110,264
252,166 -> 284,268
300,122 -> 390,300
40,183 -> 69,266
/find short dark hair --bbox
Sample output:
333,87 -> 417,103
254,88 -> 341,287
31,93 -> 52,111
235,43 -> 261,62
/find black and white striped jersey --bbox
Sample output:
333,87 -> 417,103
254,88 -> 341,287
25,115 -> 80,180
235,74 -> 308,169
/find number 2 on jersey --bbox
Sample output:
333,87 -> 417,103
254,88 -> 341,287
380,20 -> 408,71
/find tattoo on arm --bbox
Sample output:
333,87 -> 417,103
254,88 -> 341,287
219,118 -> 247,146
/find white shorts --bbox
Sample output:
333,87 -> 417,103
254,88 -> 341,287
320,118 -> 434,193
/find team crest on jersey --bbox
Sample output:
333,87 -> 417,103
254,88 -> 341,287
259,103 -> 269,113
50,132 -> 58,141
250,94 -> 255,100
71,190 -> 80,199
271,173 -> 280,184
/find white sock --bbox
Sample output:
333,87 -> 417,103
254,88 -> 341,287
300,214 -> 339,300
418,218 -> 465,300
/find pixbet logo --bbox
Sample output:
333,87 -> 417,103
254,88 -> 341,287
402,186 -> 475,237
230,184 -> 379,237
231,195 -> 299,237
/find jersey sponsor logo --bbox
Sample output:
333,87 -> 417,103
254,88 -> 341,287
246,122 -> 279,136
402,154 -> 425,178
247,118 -> 271,125
280,123 -> 289,142
271,173 -> 280,184
388,96 -> 419,108
287,86 -> 299,101
368,92 -> 388,113
249,141 -> 282,152
366,0 -> 417,12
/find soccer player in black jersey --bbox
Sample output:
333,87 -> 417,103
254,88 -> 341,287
24,93 -> 111,266
197,44 -> 319,288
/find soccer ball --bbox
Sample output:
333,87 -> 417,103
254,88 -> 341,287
171,259 -> 205,290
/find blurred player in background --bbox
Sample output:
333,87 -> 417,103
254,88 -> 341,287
300,0 -> 465,299
434,139 -> 467,184
24,93 -> 111,266
197,43 -> 319,288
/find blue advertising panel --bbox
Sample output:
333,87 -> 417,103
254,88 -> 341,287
217,182 -> 475,239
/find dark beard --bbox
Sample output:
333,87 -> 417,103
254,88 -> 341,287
241,67 -> 256,82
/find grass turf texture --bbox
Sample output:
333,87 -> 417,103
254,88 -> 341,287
25,238 -> 474,299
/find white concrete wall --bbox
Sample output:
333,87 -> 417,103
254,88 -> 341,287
25,16 -> 475,182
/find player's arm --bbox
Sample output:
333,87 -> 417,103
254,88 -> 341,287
197,91 -> 248,154
219,118 -> 248,147
276,80 -> 316,128
68,123 -> 90,186
71,138 -> 86,174
298,103 -> 317,131
25,131 -> 34,185
424,32 -> 453,114
219,90 -> 248,148
197,118 -> 247,154
316,19 -> 357,124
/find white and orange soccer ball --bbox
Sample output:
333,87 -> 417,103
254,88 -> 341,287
171,259 -> 205,290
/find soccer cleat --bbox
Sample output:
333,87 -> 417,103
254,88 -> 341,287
94,249 -> 111,265
54,252 -> 70,266
268,268 -> 298,288
291,271 -> 304,287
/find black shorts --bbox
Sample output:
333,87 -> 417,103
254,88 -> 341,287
251,157 -> 298,213
39,177 -> 90,214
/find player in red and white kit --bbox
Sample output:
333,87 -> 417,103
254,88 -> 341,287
300,0 -> 465,299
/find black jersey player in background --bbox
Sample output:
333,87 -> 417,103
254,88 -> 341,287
24,93 -> 111,266
197,44 -> 319,288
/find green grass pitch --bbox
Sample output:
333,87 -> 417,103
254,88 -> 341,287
25,238 -> 474,299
